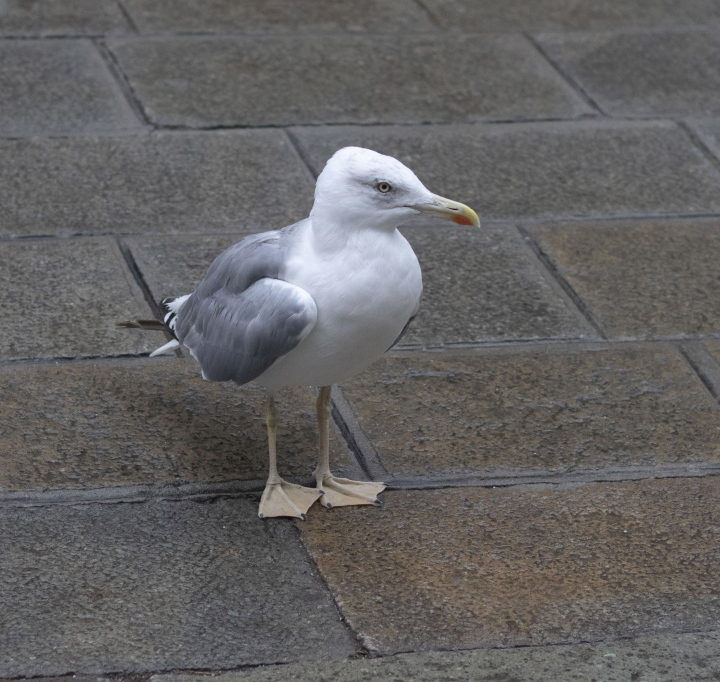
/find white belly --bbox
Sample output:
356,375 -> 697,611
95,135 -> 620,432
256,226 -> 422,391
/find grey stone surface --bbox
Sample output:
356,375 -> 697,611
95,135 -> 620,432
691,118 -> 720,161
0,498 -> 357,677
0,357 -> 357,491
341,347 -> 720,478
538,30 -> 720,118
0,39 -> 140,136
292,121 -> 720,221
300,480 -> 720,654
530,218 -> 720,339
704,339 -> 720,369
108,34 -> 591,127
422,0 -> 720,31
0,0 -> 131,36
126,233 -> 246,303
122,0 -> 434,33
125,226 -> 594,345
0,130 -> 314,238
400,221 -> 595,346
156,631 -> 720,682
5,0 -> 720,676
0,237 -> 154,360
402,223 -> 593,345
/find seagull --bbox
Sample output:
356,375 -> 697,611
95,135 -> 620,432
121,147 -> 479,519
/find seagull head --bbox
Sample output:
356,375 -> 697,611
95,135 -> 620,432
310,147 -> 480,232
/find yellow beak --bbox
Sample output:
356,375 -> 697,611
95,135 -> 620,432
409,194 -> 480,227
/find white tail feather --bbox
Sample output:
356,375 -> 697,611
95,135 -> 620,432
150,339 -> 180,357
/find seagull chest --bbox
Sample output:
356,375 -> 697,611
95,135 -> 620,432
256,226 -> 422,390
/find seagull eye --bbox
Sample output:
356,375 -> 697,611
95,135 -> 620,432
376,182 -> 392,193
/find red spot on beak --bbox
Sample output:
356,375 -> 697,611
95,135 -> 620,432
452,214 -> 475,226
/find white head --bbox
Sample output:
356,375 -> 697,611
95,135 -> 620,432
310,147 -> 479,232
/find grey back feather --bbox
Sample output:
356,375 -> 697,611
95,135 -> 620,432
175,227 -> 317,385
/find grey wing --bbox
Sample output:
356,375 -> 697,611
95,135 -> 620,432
179,278 -> 317,384
174,226 -> 316,385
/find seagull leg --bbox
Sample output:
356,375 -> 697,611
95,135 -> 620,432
315,386 -> 386,509
258,395 -> 321,520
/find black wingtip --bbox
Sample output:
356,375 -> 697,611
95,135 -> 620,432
159,297 -> 181,339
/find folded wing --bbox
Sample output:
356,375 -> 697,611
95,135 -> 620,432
174,230 -> 317,385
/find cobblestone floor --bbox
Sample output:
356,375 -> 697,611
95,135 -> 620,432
2,1 -> 720,680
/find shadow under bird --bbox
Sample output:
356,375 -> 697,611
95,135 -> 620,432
120,146 -> 480,519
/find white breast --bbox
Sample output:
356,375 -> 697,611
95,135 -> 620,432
255,221 -> 422,391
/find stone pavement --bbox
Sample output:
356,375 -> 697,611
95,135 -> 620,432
4,1 -> 720,680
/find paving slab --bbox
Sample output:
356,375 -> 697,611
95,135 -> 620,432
530,218 -> 720,340
537,30 -> 720,118
122,0 -> 434,33
154,630 -> 720,682
126,225 -> 594,346
291,121 -> 720,221
300,479 -> 720,654
340,347 -> 720,479
0,0 -> 131,36
0,498 -> 356,677
691,118 -> 720,161
704,339 -> 720,364
421,0 -> 720,31
108,34 -> 591,127
126,233 -> 246,303
0,357 -> 356,492
0,237 -> 155,360
0,130 -> 314,238
402,223 -> 593,345
0,39 -> 140,136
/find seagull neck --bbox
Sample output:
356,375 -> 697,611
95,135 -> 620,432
309,209 -> 400,251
